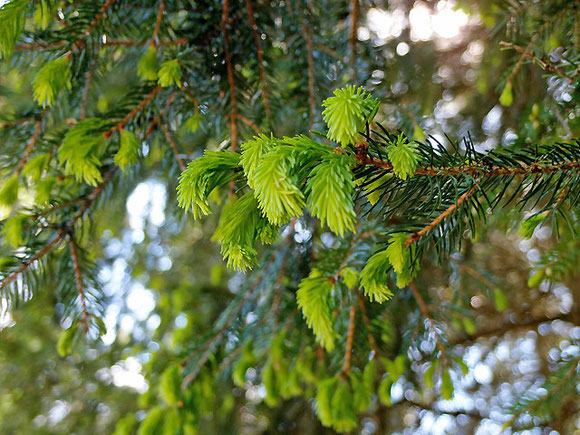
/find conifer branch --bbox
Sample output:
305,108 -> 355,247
222,0 -> 238,154
409,282 -> 449,367
15,38 -> 188,51
104,85 -> 162,138
236,113 -> 262,134
349,0 -> 359,82
160,119 -> 185,170
151,0 -> 165,48
357,292 -> 378,357
15,118 -> 43,175
500,41 -> 574,82
342,301 -> 356,376
245,0 -> 271,120
301,13 -> 315,134
68,231 -> 90,331
0,232 -> 64,292
80,53 -> 98,120
505,358 -> 579,428
405,182 -> 479,247
69,0 -> 116,53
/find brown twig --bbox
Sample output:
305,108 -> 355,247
409,282 -> 449,367
0,233 -> 64,291
151,0 -> 165,47
342,301 -> 356,376
245,0 -> 271,120
405,182 -> 480,247
15,119 -> 43,175
222,0 -> 238,155
80,53 -> 98,120
349,0 -> 359,82
15,38 -> 187,52
357,293 -> 378,357
236,113 -> 262,134
500,41 -> 574,82
68,232 -> 90,331
104,85 -> 162,138
70,0 -> 116,53
160,119 -> 185,170
301,13 -> 315,134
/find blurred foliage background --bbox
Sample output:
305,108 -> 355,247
0,0 -> 579,433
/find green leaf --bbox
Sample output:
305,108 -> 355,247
387,133 -> 419,180
386,233 -> 418,288
57,324 -> 78,357
441,370 -> 454,400
35,176 -> 56,205
2,214 -> 27,248
519,212 -> 548,239
296,270 -> 336,351
0,0 -> 27,59
0,175 -> 20,206
177,150 -> 240,219
527,269 -> 545,288
341,267 -> 359,289
378,377 -> 392,406
240,134 -> 278,188
330,380 -> 358,433
251,145 -> 306,225
213,192 -> 265,272
306,153 -> 356,236
160,365 -> 182,406
32,57 -> 71,107
158,59 -> 181,87
137,406 -> 165,435
184,113 -> 200,133
58,118 -> 109,186
22,153 -> 49,182
499,81 -> 513,107
114,129 -> 140,171
493,288 -> 508,312
360,250 -> 393,303
113,414 -> 137,435
316,377 -> 337,427
322,85 -> 378,146
138,47 -> 159,81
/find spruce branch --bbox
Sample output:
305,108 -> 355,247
349,0 -> 359,82
68,231 -> 90,331
15,117 -> 43,175
356,293 -> 378,358
160,119 -> 185,170
405,181 -> 480,247
409,282 -> 449,368
222,0 -> 238,156
342,301 -> 356,376
69,0 -> 117,53
245,0 -> 271,120
301,12 -> 315,134
151,0 -> 164,48
104,85 -> 162,138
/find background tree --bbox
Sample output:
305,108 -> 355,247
0,0 -> 579,433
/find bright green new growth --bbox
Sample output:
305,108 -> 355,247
330,380 -> 358,432
364,173 -> 392,206
114,129 -> 140,171
32,57 -> 71,107
296,271 -> 335,351
0,0 -> 26,59
499,81 -> 513,107
322,85 -> 378,146
159,365 -> 182,406
184,113 -> 200,133
213,192 -> 273,272
0,174 -> 20,206
177,150 -> 240,219
306,153 -> 356,236
386,133 -> 419,180
519,212 -> 548,239
158,59 -> 181,87
35,176 -> 55,205
360,250 -> 393,303
240,134 -> 277,188
22,153 -> 49,182
2,214 -> 27,248
138,47 -> 159,81
58,118 -> 109,186
251,145 -> 305,225
386,232 -> 417,288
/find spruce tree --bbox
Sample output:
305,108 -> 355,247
0,0 -> 579,433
